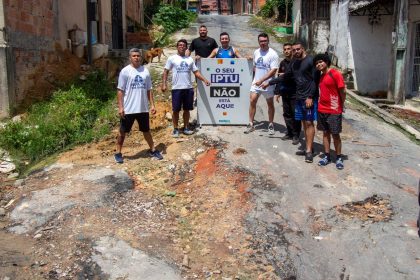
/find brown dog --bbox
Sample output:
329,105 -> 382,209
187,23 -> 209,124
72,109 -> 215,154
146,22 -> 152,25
145,48 -> 166,63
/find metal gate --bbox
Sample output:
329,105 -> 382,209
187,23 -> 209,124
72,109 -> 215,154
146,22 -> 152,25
111,0 -> 123,49
412,22 -> 420,96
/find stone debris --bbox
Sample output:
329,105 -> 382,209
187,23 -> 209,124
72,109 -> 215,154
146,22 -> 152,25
335,194 -> 393,222
165,112 -> 173,121
7,172 -> 19,179
13,179 -> 25,187
182,254 -> 190,268
92,236 -> 182,280
0,151 -> 16,174
181,153 -> 193,161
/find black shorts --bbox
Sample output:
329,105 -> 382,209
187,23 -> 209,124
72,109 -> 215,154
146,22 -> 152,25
317,112 -> 342,134
120,113 -> 150,133
172,88 -> 194,112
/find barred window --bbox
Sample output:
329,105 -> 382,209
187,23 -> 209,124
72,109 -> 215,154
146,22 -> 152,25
302,0 -> 331,23
317,0 -> 330,19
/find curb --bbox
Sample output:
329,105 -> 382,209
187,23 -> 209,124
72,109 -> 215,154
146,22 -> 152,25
346,89 -> 420,141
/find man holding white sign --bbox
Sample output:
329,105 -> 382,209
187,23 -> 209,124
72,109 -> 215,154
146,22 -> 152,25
162,39 -> 210,137
245,33 -> 279,135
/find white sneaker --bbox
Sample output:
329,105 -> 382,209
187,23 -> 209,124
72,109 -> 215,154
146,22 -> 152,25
244,123 -> 255,134
268,123 -> 275,135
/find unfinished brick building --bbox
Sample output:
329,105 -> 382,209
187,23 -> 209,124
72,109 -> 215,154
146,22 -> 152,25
0,0 -> 148,117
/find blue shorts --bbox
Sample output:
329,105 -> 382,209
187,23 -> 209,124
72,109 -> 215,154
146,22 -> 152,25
295,99 -> 318,121
172,88 -> 194,112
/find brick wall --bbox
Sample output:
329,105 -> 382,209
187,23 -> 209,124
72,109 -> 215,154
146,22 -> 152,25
4,0 -> 59,104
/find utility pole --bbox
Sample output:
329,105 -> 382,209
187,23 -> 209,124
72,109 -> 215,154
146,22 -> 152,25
0,0 -> 14,117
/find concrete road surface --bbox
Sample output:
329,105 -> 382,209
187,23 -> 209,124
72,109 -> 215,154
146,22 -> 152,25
179,15 -> 420,279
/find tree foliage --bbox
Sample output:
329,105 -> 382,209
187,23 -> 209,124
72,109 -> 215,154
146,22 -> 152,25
258,0 -> 292,23
153,4 -> 196,34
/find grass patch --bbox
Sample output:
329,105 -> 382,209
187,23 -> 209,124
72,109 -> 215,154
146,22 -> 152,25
0,71 -> 118,171
248,16 -> 293,44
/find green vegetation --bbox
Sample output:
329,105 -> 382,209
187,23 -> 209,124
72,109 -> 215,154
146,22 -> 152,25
258,0 -> 292,23
151,4 -> 196,47
248,16 -> 292,44
0,71 -> 118,168
153,5 -> 196,34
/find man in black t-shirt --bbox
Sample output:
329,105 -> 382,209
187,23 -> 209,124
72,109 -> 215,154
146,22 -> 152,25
265,42 -> 318,163
276,43 -> 301,145
186,25 -> 218,59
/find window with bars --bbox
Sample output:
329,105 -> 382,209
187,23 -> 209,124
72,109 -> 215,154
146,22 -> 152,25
301,0 -> 331,24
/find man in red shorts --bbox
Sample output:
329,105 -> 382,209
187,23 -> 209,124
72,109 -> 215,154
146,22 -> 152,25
314,54 -> 346,170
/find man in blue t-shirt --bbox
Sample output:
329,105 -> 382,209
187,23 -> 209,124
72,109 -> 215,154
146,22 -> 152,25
208,32 -> 242,58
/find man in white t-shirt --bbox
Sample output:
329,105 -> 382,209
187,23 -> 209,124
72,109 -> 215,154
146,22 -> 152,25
114,48 -> 163,164
244,33 -> 279,135
162,39 -> 210,137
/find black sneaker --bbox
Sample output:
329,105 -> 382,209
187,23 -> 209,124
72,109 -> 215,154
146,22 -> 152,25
292,137 -> 300,145
305,152 -> 313,163
296,150 -> 306,156
149,150 -> 163,160
281,134 -> 293,141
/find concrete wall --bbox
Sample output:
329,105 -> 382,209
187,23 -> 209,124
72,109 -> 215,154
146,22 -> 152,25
58,0 -> 86,51
292,0 -> 302,39
101,0 -> 112,47
348,15 -> 393,94
329,0 -> 350,69
298,23 -> 309,48
293,1 -> 328,53
407,5 -> 420,96
310,20 -> 329,53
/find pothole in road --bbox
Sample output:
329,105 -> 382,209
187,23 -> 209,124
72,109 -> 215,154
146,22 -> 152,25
233,147 -> 248,155
335,195 -> 393,222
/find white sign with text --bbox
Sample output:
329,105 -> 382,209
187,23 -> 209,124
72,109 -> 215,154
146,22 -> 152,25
197,58 -> 252,125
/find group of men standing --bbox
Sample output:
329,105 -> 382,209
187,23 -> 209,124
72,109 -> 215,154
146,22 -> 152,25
259,38 -> 346,169
113,25 -> 346,170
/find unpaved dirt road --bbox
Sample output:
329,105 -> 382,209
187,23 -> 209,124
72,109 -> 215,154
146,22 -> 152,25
1,15 -> 420,280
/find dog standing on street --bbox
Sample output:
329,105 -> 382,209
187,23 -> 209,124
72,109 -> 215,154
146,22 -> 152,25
145,48 -> 166,63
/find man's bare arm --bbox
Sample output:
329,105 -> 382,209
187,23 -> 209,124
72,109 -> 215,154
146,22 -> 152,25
339,88 -> 346,111
193,70 -> 210,86
254,68 -> 278,86
208,48 -> 218,58
147,89 -> 156,114
117,89 -> 125,117
161,69 -> 169,91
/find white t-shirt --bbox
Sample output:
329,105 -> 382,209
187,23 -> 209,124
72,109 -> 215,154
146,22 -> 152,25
250,47 -> 279,93
164,54 -> 198,89
117,65 -> 152,114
